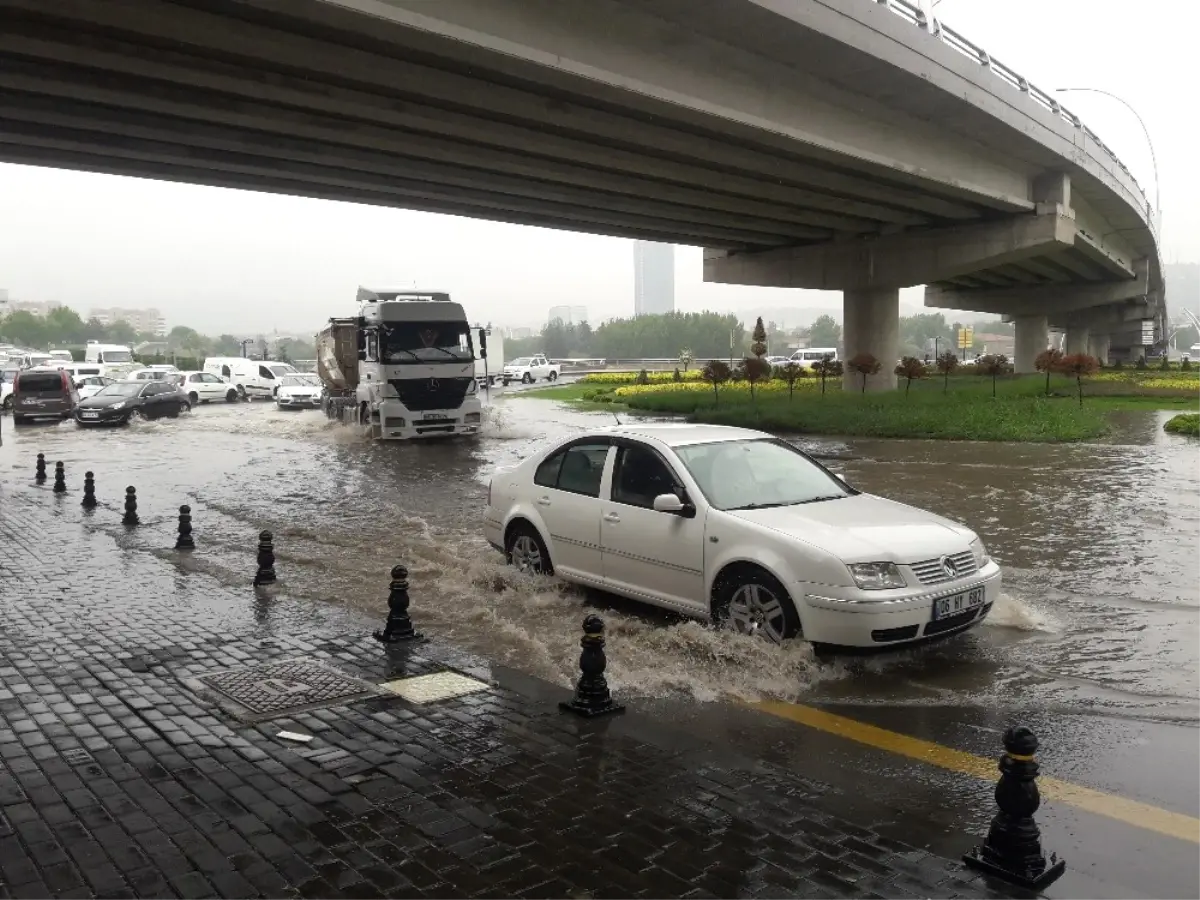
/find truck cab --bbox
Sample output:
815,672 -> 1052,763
501,354 -> 560,385
318,288 -> 483,439
83,341 -> 137,378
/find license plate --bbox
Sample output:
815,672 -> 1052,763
81,412 -> 98,419
932,587 -> 984,620
423,413 -> 448,420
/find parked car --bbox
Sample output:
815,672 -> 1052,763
175,370 -> 240,405
483,424 -> 999,649
9,367 -> 80,424
76,375 -> 117,400
126,366 -> 178,383
501,355 -> 560,385
275,373 -> 322,409
203,358 -> 298,400
74,380 -> 190,426
0,367 -> 17,411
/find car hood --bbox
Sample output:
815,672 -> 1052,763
726,494 -> 973,563
79,394 -> 139,408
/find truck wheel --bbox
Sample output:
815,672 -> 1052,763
225,389 -> 239,403
548,371 -> 558,382
522,372 -> 532,384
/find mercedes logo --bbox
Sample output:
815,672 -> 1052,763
941,556 -> 957,578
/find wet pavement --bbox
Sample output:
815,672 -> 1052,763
0,390 -> 1197,897
0,449 -> 1021,899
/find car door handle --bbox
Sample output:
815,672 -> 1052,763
604,513 -> 620,523
536,496 -> 551,507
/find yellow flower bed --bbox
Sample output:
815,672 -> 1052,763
1090,372 -> 1200,391
579,370 -> 704,385
613,379 -> 822,398
1139,377 -> 1200,391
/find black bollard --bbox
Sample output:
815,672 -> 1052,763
122,486 -> 139,526
372,565 -> 425,643
81,472 -> 97,509
253,530 -> 276,585
559,614 -> 625,718
175,505 -> 195,551
35,452 -> 46,483
964,725 -> 1065,889
53,461 -> 67,494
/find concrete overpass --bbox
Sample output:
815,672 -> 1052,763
0,0 -> 1164,388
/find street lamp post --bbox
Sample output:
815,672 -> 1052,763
1053,87 -> 1160,229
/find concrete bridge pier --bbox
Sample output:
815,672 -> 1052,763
1089,334 -> 1111,366
842,288 -> 900,392
1013,315 -> 1050,373
1065,326 -> 1091,357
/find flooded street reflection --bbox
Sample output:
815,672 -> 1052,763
2,392 -> 1196,726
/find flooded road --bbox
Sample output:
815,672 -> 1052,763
2,393 -> 1196,722
2,391 -> 1197,897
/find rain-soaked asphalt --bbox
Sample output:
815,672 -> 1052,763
1,386 -> 1197,898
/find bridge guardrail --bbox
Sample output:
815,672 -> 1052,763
873,0 -> 1155,230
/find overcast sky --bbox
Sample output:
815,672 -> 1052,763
0,0 -> 1192,336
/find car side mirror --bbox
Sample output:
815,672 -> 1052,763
652,493 -> 694,517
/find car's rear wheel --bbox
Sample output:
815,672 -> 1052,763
225,388 -> 239,403
505,522 -> 552,576
1,396 -> 11,410
188,391 -> 199,405
712,566 -> 801,644
548,371 -> 558,382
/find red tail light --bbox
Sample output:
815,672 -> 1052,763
61,371 -> 71,393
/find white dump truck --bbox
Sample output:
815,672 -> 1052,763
317,287 -> 484,439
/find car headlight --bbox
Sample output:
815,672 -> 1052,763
111,401 -> 126,410
848,562 -> 907,590
970,538 -> 990,567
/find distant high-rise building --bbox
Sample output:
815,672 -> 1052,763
88,307 -> 166,336
633,241 -> 675,316
547,305 -> 588,326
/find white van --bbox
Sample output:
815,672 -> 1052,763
788,347 -> 840,369
83,341 -> 137,377
203,357 -> 299,400
48,350 -> 74,364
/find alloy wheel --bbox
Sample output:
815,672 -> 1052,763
728,583 -> 789,644
510,534 -> 544,574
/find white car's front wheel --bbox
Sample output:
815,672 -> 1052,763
713,567 -> 801,644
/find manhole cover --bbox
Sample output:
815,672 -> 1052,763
381,671 -> 490,704
196,659 -> 378,719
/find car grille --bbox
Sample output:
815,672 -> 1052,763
909,550 -> 977,586
387,377 -> 471,412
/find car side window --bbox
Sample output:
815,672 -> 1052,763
258,365 -> 274,379
534,442 -> 608,498
612,444 -> 679,509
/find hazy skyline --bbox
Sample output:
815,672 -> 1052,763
0,0 -> 1193,336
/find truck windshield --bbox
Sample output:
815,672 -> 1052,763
100,350 -> 133,363
382,322 -> 473,363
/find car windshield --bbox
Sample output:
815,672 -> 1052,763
100,350 -> 132,362
674,438 -> 852,511
509,357 -> 532,366
96,382 -> 144,398
280,374 -> 319,387
381,321 -> 473,363
269,364 -> 297,377
27,355 -> 52,366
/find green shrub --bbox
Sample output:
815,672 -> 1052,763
1164,413 -> 1199,437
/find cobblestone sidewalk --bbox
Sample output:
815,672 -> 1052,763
0,482 -> 1023,899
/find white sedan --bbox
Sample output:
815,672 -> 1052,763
75,375 -> 117,400
275,374 -> 322,409
483,424 -> 1000,648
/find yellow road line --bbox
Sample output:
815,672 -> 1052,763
747,699 -> 1200,844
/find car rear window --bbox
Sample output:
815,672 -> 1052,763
18,374 -> 64,393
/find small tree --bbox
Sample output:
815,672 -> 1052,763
700,359 -> 732,406
935,351 -> 959,393
741,356 -> 771,405
846,353 -> 881,394
635,368 -> 650,385
672,367 -> 682,382
751,317 -> 768,360
1058,353 -> 1100,406
1183,358 -> 1193,372
975,354 -> 1010,398
811,356 -> 842,395
1135,356 -> 1148,370
894,356 -> 926,397
1160,353 -> 1171,371
774,362 -> 806,400
1034,348 -> 1065,395
679,348 -> 694,372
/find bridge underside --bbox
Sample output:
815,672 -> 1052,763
0,0 -> 1163,381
